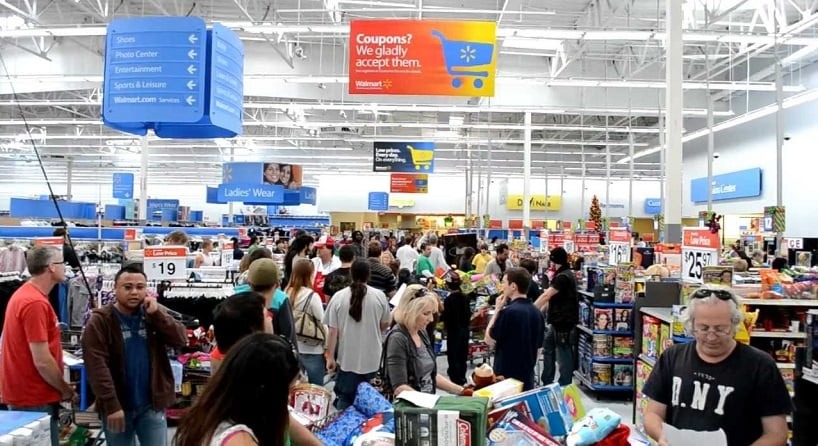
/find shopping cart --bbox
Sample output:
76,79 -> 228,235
407,144 -> 434,170
431,30 -> 495,89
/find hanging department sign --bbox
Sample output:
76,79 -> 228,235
608,228 -> 632,266
506,194 -> 562,211
373,142 -> 435,173
682,228 -> 721,283
390,173 -> 428,193
349,20 -> 497,96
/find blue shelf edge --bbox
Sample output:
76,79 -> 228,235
573,371 -> 634,392
577,325 -> 634,336
672,335 -> 694,343
590,357 -> 634,364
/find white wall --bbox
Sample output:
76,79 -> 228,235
680,94 -> 818,237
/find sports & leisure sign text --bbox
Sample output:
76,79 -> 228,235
349,20 -> 497,96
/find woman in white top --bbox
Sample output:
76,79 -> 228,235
286,258 -> 326,385
194,239 -> 215,268
174,333 -> 300,446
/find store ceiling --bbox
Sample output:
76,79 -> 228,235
0,0 -> 816,185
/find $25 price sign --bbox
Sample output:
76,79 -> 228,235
144,246 -> 188,281
608,228 -> 632,265
682,228 -> 720,283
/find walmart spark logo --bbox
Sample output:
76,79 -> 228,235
460,45 -> 476,63
382,79 -> 393,89
222,165 -> 233,183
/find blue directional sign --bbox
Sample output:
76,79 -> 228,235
207,23 -> 244,135
217,183 -> 285,204
368,192 -> 389,211
112,172 -> 134,199
103,17 -> 207,128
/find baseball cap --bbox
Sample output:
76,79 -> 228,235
315,235 -> 335,249
247,258 -> 281,288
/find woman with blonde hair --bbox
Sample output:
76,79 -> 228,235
385,285 -> 464,396
286,258 -> 326,385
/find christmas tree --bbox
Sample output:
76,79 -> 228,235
589,195 -> 602,231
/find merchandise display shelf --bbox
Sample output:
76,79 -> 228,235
590,357 -> 633,364
573,371 -> 634,392
640,307 -> 674,324
750,330 -> 807,339
739,298 -> 818,307
638,353 -> 656,367
577,324 -> 634,336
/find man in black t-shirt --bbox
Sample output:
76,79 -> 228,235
642,288 -> 790,446
534,247 -> 579,386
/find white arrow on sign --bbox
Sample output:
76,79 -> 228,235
186,95 -> 196,106
186,80 -> 196,90
186,64 -> 197,75
188,34 -> 198,44
187,49 -> 197,59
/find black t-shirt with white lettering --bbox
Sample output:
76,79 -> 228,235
642,341 -> 791,446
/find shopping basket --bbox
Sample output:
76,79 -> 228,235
407,145 -> 434,170
431,30 -> 495,89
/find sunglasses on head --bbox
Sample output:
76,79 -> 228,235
691,288 -> 733,301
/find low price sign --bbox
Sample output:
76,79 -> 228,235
608,228 -> 632,266
682,228 -> 721,283
144,246 -> 188,280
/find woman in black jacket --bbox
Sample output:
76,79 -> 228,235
385,285 -> 464,396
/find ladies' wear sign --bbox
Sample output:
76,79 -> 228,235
349,20 -> 497,96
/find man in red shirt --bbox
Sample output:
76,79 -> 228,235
1,245 -> 75,446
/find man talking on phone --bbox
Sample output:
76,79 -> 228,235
82,265 -> 187,446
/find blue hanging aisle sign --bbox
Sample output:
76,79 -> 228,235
217,183 -> 285,203
299,187 -> 317,205
112,172 -> 134,199
690,168 -> 763,203
102,17 -> 244,138
368,192 -> 389,211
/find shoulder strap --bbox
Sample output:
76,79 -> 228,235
299,290 -> 314,313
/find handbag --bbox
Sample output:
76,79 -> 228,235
369,329 -> 398,402
294,291 -> 326,346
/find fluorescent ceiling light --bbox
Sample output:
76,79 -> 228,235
619,87 -> 818,164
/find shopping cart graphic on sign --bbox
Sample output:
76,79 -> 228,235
407,144 -> 434,171
431,30 -> 495,89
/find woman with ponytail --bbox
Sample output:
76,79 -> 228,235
324,260 -> 392,410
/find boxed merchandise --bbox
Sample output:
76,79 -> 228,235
487,405 -> 560,446
487,402 -> 533,428
289,384 -> 333,424
641,316 -> 659,359
612,337 -> 633,359
494,383 -> 574,437
474,378 -> 524,402
612,364 -> 633,387
658,322 -> 672,356
593,308 -> 613,331
635,360 -> 654,428
592,363 -> 612,386
394,396 -> 489,446
591,334 -> 612,358
614,263 -> 635,303
565,408 -> 622,446
702,266 -> 733,286
613,308 -> 631,332
561,384 -> 587,423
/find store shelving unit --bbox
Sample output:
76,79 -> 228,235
576,289 -> 635,396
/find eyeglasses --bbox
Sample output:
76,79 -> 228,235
692,325 -> 733,337
50,261 -> 65,265
691,288 -> 733,301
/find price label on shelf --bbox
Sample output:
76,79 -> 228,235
34,237 -> 64,248
144,246 -> 188,281
786,238 -> 804,250
682,228 -> 720,283
608,228 -> 632,265
221,241 -> 234,267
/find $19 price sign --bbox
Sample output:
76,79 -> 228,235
682,228 -> 720,283
144,246 -> 188,281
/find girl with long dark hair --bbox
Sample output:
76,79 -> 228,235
174,333 -> 300,446
324,260 -> 391,410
